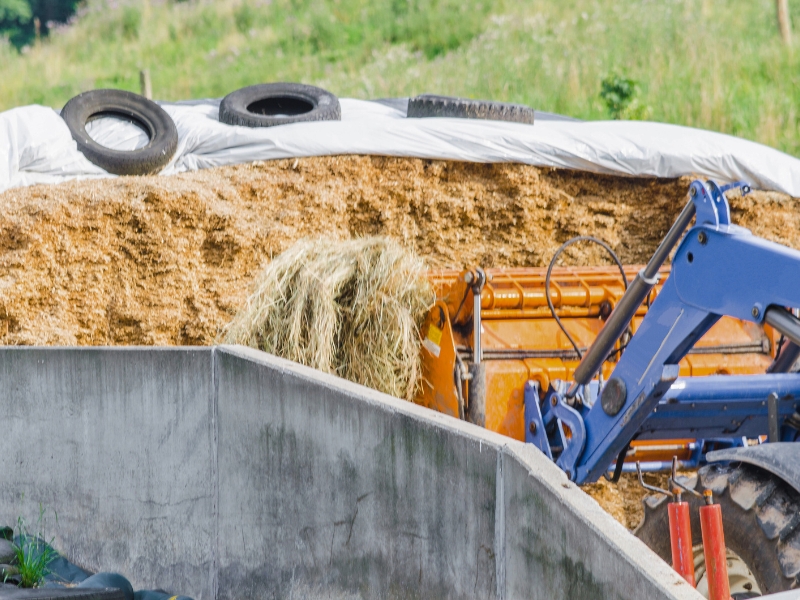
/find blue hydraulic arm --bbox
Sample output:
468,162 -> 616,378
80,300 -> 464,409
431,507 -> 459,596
525,180 -> 800,483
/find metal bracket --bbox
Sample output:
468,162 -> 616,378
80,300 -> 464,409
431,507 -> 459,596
524,381 -> 552,459
689,180 -> 749,230
689,180 -> 720,228
704,180 -> 731,227
542,385 -> 587,480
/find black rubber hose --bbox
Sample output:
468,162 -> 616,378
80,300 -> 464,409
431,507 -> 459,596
545,236 -> 628,360
605,442 -> 631,483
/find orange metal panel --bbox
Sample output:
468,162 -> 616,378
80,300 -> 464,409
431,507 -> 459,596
417,265 -> 775,454
417,301 -> 460,418
484,360 -> 528,439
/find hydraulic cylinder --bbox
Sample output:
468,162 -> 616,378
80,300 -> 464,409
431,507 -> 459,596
668,501 -> 695,586
699,491 -> 730,600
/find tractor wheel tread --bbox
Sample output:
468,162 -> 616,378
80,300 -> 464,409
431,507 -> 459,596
729,468 -> 775,511
778,530 -> 800,577
779,513 -> 800,542
643,493 -> 668,511
757,485 -> 799,540
635,463 -> 800,594
699,462 -> 733,494
755,480 -> 778,508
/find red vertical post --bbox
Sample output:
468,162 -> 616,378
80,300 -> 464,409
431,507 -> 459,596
699,491 -> 730,600
668,501 -> 696,586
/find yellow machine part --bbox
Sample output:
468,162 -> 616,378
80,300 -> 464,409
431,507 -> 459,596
415,266 -> 774,460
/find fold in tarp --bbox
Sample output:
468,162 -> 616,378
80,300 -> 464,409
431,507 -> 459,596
1,97 -> 799,196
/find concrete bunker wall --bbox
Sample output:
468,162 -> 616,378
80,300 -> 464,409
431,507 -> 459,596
0,346 -> 700,600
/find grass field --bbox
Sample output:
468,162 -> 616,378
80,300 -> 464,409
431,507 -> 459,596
1,0 -> 799,155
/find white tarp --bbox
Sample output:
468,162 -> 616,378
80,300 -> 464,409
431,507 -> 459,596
2,97 -> 800,196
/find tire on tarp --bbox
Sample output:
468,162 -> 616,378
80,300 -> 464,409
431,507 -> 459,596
219,82 -> 341,128
60,89 -> 178,176
634,462 -> 800,595
407,94 -> 535,124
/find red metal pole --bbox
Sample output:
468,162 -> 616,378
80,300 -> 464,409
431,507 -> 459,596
668,501 -> 696,586
699,490 -> 731,600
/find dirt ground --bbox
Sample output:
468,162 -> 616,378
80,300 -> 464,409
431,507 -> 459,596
1,155 -> 797,527
582,472 -> 673,530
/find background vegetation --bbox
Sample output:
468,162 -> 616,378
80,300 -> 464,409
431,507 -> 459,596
0,0 -> 80,47
0,0 -> 799,155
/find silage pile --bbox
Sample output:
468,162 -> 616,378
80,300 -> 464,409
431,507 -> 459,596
2,155 -> 800,349
224,237 -> 433,401
0,157 -> 706,347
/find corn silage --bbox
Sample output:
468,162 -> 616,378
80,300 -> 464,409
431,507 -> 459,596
224,236 -> 434,401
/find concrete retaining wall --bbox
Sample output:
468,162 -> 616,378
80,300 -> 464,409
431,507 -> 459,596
0,346 -> 701,600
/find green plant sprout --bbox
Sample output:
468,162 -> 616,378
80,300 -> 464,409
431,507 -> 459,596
8,505 -> 59,588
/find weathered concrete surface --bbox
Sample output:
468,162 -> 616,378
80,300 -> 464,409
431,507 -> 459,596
0,348 -> 216,599
215,346 -> 499,600
501,444 -> 690,599
0,346 -> 702,600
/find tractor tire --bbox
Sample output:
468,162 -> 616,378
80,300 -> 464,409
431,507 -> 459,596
406,94 -> 535,124
634,462 -> 800,596
61,89 -> 178,176
219,82 -> 340,128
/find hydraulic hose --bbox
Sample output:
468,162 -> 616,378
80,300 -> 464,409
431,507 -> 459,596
569,200 -> 697,395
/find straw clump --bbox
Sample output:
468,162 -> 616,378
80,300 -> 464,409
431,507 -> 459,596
224,236 -> 434,401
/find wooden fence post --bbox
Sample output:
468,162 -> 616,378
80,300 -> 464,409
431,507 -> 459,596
140,69 -> 152,99
778,0 -> 792,46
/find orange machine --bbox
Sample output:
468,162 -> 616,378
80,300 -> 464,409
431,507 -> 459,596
415,265 -> 774,464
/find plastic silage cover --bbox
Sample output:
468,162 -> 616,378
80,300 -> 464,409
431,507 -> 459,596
2,97 -> 800,195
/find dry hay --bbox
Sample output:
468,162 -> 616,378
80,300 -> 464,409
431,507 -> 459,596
224,236 -> 434,401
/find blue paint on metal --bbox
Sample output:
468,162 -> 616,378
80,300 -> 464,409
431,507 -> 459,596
541,388 -> 587,480
690,180 -> 721,228
523,380 -> 552,459
521,179 -> 800,484
636,374 -> 800,440
672,226 -> 800,323
704,180 -> 731,226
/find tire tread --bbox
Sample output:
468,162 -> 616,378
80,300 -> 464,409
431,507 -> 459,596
636,462 -> 800,594
218,83 -> 341,128
406,94 -> 535,124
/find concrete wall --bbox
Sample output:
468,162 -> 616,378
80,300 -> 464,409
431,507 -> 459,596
0,346 -> 701,600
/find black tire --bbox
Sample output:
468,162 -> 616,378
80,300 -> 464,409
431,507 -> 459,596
635,462 -> 800,595
61,90 -> 178,177
407,94 -> 535,124
0,586 -> 123,600
77,573 -> 133,600
219,82 -> 340,128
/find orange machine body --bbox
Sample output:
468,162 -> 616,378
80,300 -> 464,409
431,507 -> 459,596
415,266 -> 773,463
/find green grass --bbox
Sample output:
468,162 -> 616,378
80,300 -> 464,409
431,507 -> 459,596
10,509 -> 58,588
1,0 -> 799,155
